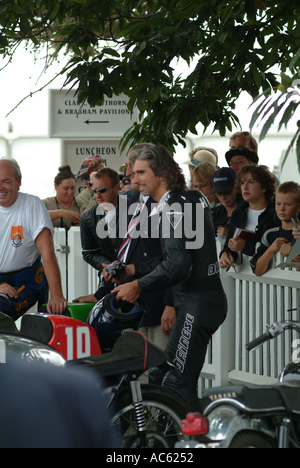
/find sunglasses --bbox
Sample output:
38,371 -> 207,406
122,178 -> 131,186
91,185 -> 116,195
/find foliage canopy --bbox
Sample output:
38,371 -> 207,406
1,0 -> 300,153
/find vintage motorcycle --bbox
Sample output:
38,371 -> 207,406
0,293 -> 189,448
177,317 -> 300,448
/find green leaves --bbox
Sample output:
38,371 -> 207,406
2,1 -> 300,156
250,46 -> 300,165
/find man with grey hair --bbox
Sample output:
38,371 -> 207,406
0,158 -> 67,320
109,144 -> 227,410
75,143 -> 175,358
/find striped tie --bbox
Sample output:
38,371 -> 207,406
117,202 -> 143,261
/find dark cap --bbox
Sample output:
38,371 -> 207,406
209,167 -> 237,194
225,147 -> 259,166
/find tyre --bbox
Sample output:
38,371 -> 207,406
229,431 -> 274,448
111,384 -> 189,448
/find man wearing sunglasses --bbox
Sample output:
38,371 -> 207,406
75,155 -> 106,214
79,168 -> 121,275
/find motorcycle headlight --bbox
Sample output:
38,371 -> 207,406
24,348 -> 66,367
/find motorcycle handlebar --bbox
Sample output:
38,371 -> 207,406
246,332 -> 271,351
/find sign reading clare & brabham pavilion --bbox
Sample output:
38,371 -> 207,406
49,90 -> 138,138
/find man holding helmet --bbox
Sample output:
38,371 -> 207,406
105,144 -> 227,411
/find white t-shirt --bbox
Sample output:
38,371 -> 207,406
245,207 -> 266,232
0,193 -> 54,273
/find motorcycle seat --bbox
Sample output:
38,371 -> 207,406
67,331 -> 168,377
203,381 -> 300,414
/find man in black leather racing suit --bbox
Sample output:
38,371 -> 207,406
110,144 -> 228,411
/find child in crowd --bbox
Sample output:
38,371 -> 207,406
251,181 -> 300,276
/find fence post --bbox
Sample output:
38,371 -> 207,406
213,268 -> 236,387
210,240 -> 236,387
53,228 -> 68,300
67,227 -> 90,302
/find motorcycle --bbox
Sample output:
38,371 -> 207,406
0,305 -> 189,448
176,316 -> 300,448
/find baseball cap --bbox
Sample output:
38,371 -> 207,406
209,167 -> 237,194
183,150 -> 217,167
225,147 -> 259,166
77,155 -> 105,178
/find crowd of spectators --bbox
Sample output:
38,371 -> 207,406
38,131 -> 300,323
2,130 -> 299,325
1,131 -> 300,441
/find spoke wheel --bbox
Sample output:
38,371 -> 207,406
111,385 -> 189,448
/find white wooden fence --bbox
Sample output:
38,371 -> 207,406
54,227 -> 99,302
199,241 -> 300,395
53,228 -> 300,394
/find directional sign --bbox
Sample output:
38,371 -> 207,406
61,139 -> 125,175
61,138 -> 128,196
49,89 -> 138,138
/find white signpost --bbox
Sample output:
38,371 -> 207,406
49,89 -> 138,138
49,89 -> 138,177
60,139 -> 125,176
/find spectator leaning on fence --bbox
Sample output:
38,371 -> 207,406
0,158 -> 67,320
251,182 -> 300,276
219,165 -> 280,270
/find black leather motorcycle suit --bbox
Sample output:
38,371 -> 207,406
134,190 -> 228,411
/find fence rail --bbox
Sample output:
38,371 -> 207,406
53,228 -> 300,394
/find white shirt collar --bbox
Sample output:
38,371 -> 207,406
157,191 -> 171,209
139,195 -> 149,204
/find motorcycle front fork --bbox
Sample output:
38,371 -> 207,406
130,380 -> 148,447
278,417 -> 291,448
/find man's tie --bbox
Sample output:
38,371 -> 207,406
117,202 -> 143,261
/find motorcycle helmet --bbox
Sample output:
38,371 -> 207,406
86,292 -> 145,351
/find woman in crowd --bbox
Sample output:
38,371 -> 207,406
191,161 -> 220,211
210,167 -> 241,239
219,165 -> 280,269
183,148 -> 218,178
225,147 -> 258,174
43,165 -> 81,229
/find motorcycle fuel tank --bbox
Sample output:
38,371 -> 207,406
279,361 -> 300,383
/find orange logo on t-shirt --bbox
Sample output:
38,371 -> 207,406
11,225 -> 24,248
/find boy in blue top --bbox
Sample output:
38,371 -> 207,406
251,182 -> 300,276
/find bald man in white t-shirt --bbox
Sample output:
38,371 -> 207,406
0,159 -> 66,320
